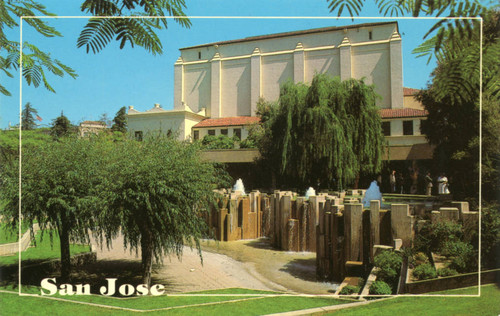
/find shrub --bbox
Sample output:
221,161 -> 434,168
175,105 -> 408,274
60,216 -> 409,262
437,267 -> 458,277
414,252 -> 429,265
369,281 -> 392,295
201,135 -> 237,149
449,243 -> 478,273
374,250 -> 402,284
339,285 -> 360,295
414,221 -> 463,253
412,263 -> 437,280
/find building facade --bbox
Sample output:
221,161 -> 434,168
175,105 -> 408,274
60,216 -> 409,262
127,21 -> 431,161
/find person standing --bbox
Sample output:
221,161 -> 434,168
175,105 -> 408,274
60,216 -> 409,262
389,170 -> 396,193
397,172 -> 404,194
437,173 -> 449,194
425,172 -> 433,196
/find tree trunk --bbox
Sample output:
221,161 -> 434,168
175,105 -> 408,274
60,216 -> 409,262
354,174 -> 360,189
141,230 -> 154,288
59,211 -> 71,283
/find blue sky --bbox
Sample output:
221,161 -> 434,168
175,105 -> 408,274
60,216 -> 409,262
1,0 -> 451,129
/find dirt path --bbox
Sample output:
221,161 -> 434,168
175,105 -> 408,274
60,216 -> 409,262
90,235 -> 338,294
90,234 -> 275,293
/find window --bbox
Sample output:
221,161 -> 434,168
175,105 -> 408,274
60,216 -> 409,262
403,120 -> 414,135
208,129 -> 215,136
233,128 -> 241,140
382,121 -> 391,136
221,129 -> 228,136
369,31 -> 373,40
193,130 -> 199,140
135,131 -> 143,141
198,51 -> 201,59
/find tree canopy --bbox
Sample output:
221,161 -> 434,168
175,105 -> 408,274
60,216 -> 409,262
111,106 -> 128,134
21,103 -> 40,130
50,112 -> 74,139
95,137 -> 229,286
255,74 -> 385,190
0,0 -> 191,96
1,135 -> 229,287
1,137 -> 106,281
419,9 -> 499,203
327,0 -> 487,61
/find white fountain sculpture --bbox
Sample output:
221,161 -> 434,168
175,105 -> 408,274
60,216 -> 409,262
232,178 -> 246,195
362,180 -> 382,208
305,187 -> 316,200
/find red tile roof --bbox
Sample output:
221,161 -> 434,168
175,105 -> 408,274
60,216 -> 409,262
193,116 -> 261,128
379,108 -> 428,119
403,87 -> 420,96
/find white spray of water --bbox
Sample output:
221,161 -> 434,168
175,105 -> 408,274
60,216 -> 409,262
233,178 -> 246,195
362,181 -> 382,208
305,187 -> 316,200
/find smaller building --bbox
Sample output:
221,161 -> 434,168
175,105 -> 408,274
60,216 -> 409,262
79,121 -> 107,137
127,103 -> 206,141
191,116 -> 260,141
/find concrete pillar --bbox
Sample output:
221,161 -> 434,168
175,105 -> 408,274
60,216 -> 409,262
280,195 -> 292,250
339,37 -> 352,81
370,200 -> 380,261
390,204 -> 414,247
389,31 -> 403,109
344,203 -> 363,262
308,195 -> 324,252
293,42 -> 305,83
174,57 -> 183,110
210,52 -> 221,118
250,48 -> 261,116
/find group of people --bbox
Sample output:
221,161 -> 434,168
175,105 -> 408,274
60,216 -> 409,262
389,170 -> 450,195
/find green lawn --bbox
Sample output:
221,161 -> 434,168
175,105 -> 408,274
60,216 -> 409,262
0,230 -> 90,266
0,284 -> 497,315
0,286 -> 350,315
327,284 -> 500,316
0,221 -> 31,244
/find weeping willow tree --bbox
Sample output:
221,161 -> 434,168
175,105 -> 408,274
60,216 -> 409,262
257,74 -> 385,190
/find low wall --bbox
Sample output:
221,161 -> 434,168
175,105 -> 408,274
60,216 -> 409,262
0,223 -> 40,256
403,269 -> 500,294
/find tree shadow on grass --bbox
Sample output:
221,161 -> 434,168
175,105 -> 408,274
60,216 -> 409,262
279,258 -> 318,282
244,237 -> 276,250
0,259 -> 180,296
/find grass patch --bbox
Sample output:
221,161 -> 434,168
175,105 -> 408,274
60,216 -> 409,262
0,230 -> 90,266
328,284 -> 499,316
0,221 -> 31,244
0,285 -> 347,315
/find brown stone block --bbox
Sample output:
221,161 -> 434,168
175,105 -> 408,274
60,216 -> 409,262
287,219 -> 300,251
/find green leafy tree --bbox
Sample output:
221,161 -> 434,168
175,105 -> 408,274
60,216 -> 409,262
50,112 -> 73,139
95,137 -> 229,287
418,10 -> 499,202
201,134 -> 237,149
111,106 -> 128,134
0,138 -> 107,282
327,0 -> 487,61
21,102 -> 39,130
0,1 -> 77,96
78,0 -> 191,55
256,74 -> 384,190
1,1 -> 190,96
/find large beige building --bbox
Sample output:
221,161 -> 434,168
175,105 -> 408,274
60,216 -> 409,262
128,21 -> 430,161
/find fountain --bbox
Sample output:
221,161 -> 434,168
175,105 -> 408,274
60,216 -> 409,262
305,187 -> 316,200
232,178 -> 246,195
362,181 -> 382,208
